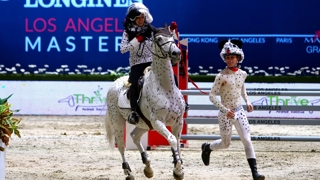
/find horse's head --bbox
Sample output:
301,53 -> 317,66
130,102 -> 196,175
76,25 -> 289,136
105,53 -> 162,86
153,24 -> 181,64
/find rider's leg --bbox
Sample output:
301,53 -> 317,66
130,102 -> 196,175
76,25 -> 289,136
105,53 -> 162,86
128,62 -> 152,124
128,65 -> 140,124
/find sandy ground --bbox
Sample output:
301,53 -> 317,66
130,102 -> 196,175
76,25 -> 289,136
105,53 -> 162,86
3,116 -> 320,180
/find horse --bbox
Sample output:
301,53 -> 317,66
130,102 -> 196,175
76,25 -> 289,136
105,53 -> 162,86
105,25 -> 186,180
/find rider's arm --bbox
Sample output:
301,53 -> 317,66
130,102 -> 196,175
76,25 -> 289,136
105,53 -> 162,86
209,74 -> 229,113
120,31 -> 140,54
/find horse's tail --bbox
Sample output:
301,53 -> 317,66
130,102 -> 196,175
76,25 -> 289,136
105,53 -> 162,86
104,105 -> 115,148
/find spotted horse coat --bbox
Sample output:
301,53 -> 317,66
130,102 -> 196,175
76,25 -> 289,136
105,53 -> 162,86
105,25 -> 185,180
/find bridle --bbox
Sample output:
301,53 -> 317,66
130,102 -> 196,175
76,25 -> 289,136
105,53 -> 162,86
142,33 -> 177,60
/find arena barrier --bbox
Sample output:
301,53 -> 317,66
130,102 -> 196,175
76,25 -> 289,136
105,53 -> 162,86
180,89 -> 320,142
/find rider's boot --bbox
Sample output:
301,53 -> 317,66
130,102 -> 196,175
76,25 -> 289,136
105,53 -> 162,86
247,158 -> 265,180
128,87 -> 139,125
201,142 -> 212,166
128,111 -> 139,125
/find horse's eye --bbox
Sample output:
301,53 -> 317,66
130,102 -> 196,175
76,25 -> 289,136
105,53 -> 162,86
157,37 -> 162,41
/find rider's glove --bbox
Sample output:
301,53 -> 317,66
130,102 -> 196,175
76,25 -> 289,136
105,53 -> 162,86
136,34 -> 144,42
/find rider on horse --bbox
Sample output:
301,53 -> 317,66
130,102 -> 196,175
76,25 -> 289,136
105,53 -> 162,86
120,3 -> 189,125
120,2 -> 155,125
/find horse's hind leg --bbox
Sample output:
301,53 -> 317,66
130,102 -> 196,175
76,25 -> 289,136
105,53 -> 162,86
151,120 -> 184,180
113,113 -> 134,180
130,127 -> 153,178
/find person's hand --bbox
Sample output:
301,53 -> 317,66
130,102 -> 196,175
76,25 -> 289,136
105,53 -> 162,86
170,21 -> 178,31
227,109 -> 235,119
247,102 -> 253,112
136,34 -> 144,42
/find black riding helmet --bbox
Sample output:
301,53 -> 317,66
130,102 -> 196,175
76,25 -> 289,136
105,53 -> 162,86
126,7 -> 142,22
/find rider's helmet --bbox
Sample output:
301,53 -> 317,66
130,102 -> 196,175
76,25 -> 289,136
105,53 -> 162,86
218,39 -> 244,63
125,2 -> 153,24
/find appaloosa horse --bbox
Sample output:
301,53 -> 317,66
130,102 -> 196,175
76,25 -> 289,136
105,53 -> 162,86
105,25 -> 185,180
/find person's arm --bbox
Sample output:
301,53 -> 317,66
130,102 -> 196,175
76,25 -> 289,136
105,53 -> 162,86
209,74 -> 229,113
120,31 -> 143,54
241,71 -> 253,112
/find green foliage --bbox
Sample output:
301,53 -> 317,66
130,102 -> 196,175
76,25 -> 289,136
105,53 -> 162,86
0,94 -> 22,150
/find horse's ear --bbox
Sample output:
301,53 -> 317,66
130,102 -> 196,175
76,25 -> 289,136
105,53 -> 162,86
150,25 -> 157,34
163,23 -> 168,28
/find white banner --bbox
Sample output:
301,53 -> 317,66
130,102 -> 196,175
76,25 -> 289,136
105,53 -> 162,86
0,81 -> 319,118
0,81 -> 108,115
188,82 -> 320,118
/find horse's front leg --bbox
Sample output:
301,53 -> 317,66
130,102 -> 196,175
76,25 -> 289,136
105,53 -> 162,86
171,118 -> 184,179
151,119 -> 184,180
130,127 -> 153,178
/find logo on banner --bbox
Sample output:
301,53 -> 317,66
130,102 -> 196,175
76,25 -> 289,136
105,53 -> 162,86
58,85 -> 107,113
251,96 -> 320,114
24,0 -> 143,8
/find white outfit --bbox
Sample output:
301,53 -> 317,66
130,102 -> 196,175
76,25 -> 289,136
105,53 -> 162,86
208,67 -> 256,159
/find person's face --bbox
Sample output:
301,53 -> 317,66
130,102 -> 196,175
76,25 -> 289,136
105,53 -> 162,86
135,14 -> 145,27
225,55 -> 239,67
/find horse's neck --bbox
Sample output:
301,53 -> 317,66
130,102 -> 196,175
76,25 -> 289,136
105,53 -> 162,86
151,57 -> 176,90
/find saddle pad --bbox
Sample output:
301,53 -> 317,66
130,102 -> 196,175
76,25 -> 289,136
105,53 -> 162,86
118,88 -> 131,109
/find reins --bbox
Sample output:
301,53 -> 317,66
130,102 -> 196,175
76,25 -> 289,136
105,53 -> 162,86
145,35 -> 176,60
173,26 -> 209,95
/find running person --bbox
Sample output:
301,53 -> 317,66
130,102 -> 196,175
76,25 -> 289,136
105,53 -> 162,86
201,40 -> 265,180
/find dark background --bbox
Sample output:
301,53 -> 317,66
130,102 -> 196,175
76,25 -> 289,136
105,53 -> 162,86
0,0 -> 319,74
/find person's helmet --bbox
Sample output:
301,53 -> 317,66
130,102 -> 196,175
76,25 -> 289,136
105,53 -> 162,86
218,39 -> 244,63
126,2 -> 153,23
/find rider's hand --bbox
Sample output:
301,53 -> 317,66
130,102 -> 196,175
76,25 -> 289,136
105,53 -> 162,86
170,21 -> 178,31
136,34 -> 144,42
227,109 -> 235,119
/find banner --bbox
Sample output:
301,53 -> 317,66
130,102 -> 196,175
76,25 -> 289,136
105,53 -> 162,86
1,81 -> 320,118
188,83 -> 320,118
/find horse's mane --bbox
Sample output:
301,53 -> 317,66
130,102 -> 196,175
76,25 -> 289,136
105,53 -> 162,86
155,24 -> 171,37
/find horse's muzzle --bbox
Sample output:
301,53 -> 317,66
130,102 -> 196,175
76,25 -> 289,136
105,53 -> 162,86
170,49 -> 181,64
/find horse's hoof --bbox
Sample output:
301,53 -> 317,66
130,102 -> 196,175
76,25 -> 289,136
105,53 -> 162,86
143,160 -> 154,178
173,171 -> 184,180
125,174 -> 135,180
144,167 -> 154,178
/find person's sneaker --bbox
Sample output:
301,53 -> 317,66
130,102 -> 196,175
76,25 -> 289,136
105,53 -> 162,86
201,143 -> 212,166
128,111 -> 139,124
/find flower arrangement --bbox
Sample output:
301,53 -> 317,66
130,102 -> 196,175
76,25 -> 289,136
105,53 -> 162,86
0,94 -> 22,151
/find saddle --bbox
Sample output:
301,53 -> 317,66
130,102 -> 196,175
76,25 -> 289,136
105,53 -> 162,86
126,76 -> 144,101
125,75 -> 154,130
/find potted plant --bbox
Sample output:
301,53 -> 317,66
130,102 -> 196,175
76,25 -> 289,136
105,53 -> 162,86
0,94 -> 22,179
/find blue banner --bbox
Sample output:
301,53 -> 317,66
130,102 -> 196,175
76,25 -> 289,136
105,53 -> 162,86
0,0 -> 319,74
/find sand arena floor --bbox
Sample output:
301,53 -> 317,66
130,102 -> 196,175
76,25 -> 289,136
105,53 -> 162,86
4,116 -> 320,180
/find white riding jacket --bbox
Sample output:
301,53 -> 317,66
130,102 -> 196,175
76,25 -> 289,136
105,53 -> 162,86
120,31 -> 153,67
